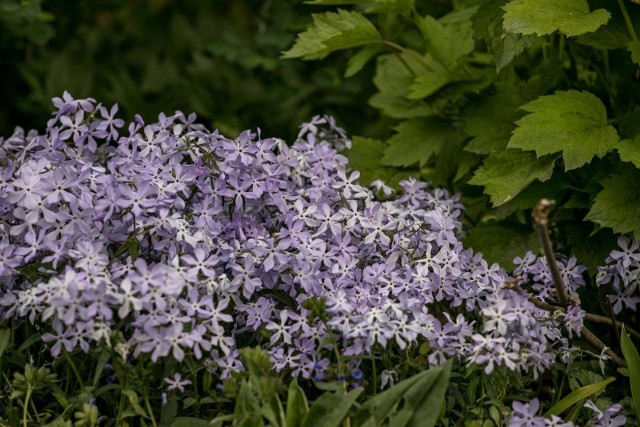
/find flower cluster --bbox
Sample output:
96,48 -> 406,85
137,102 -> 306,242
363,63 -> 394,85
0,92 -> 599,383
596,236 -> 640,314
513,252 -> 588,338
508,398 -> 626,427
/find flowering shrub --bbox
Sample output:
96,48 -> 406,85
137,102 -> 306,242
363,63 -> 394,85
0,93 -> 636,425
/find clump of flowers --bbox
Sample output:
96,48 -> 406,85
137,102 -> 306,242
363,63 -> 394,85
596,236 -> 640,314
0,92 -> 625,387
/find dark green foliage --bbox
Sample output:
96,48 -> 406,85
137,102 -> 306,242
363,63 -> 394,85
284,0 -> 640,267
0,0 -> 380,141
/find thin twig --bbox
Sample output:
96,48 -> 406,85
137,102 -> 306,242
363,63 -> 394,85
504,281 -> 640,341
581,327 -> 627,368
532,199 -> 569,306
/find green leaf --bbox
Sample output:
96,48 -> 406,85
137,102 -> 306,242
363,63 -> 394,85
543,377 -> 615,417
345,136 -> 391,185
618,138 -> 640,167
469,149 -> 559,206
587,166 -> 640,239
381,117 -> 451,167
286,379 -> 309,427
503,0 -> 611,37
628,41 -> 640,66
282,9 -> 381,60
416,16 -> 474,70
472,0 -> 533,70
494,173 -> 568,218
508,90 -> 619,171
171,418 -> 212,427
463,222 -> 538,267
355,359 -> 451,427
621,324 -> 640,420
345,45 -> 384,77
302,388 -> 363,427
407,71 -> 451,100
0,329 -> 10,359
369,54 -> 433,119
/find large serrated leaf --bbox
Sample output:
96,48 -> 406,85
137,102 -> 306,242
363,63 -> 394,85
508,90 -> 619,171
472,0 -> 533,70
416,16 -> 474,70
369,54 -> 433,119
381,117 -> 451,167
618,138 -> 640,167
586,166 -> 640,239
628,41 -> 640,66
282,9 -> 381,60
345,45 -> 384,77
503,0 -> 611,37
469,149 -> 559,206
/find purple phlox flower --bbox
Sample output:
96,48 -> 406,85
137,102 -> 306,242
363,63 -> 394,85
508,399 -> 545,427
584,400 -> 626,427
563,305 -> 585,337
164,373 -> 192,392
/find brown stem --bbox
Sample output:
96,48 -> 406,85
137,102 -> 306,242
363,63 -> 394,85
504,283 -> 630,368
581,327 -> 627,368
532,199 -> 569,306
505,281 -> 640,341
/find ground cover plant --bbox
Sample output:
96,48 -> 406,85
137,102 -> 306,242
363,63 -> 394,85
0,93 -> 638,426
1,0 -> 640,426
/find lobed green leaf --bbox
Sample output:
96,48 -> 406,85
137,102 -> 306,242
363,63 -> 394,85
508,90 -> 619,171
282,9 -> 381,60
503,0 -> 611,37
469,149 -> 559,206
586,166 -> 640,239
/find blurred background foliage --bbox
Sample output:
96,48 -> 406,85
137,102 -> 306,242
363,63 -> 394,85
0,0 -> 385,141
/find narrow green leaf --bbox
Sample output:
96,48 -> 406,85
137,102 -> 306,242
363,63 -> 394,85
355,360 -> 451,427
287,379 -> 309,427
586,166 -> 640,239
405,359 -> 452,427
92,349 -> 111,389
621,324 -> 640,419
302,388 -> 363,427
282,10 -> 381,60
543,377 -> 615,417
503,0 -> 611,37
381,117 -> 451,167
508,90 -> 619,171
171,418 -> 212,427
0,329 -> 10,359
469,149 -> 558,206
345,45 -> 384,77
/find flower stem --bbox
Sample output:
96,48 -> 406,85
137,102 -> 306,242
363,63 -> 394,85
532,199 -> 569,306
63,349 -> 84,389
617,0 -> 638,42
